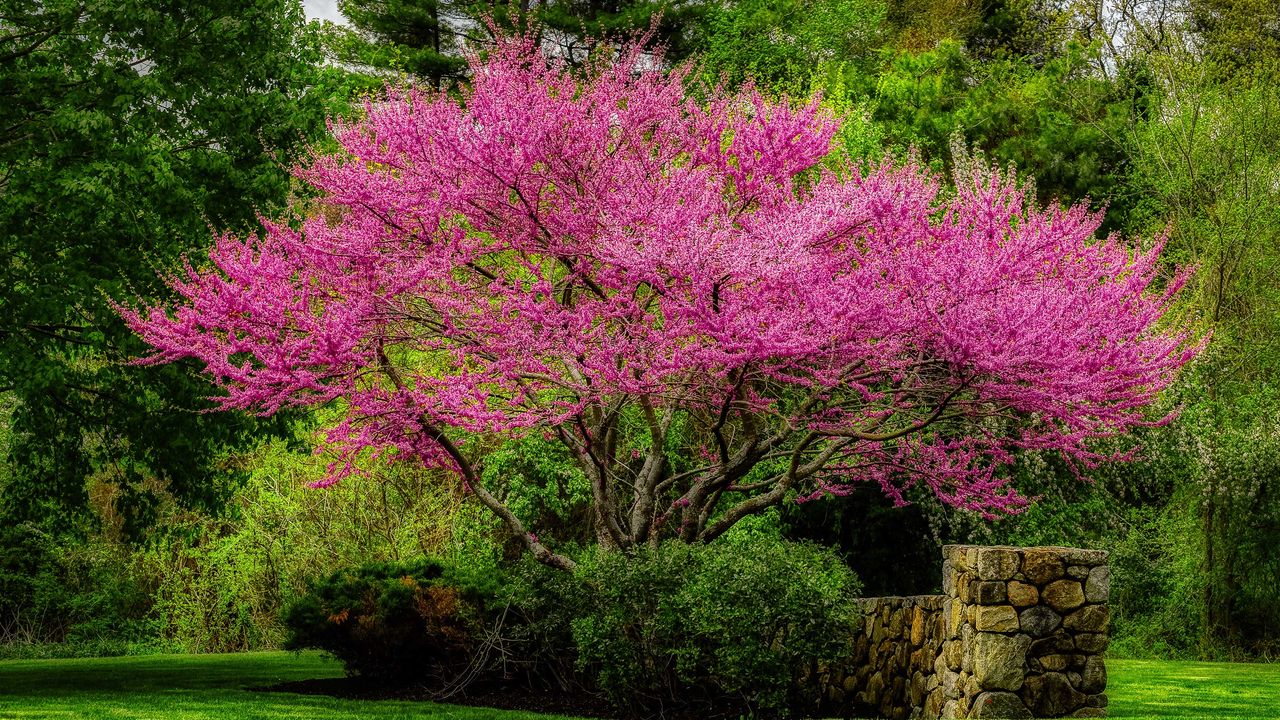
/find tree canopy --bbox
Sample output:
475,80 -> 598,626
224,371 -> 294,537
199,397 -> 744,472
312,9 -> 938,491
123,34 -> 1198,570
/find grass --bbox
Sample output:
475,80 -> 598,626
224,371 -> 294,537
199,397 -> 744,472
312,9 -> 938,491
0,651 -> 584,720
1108,658 -> 1280,719
0,652 -> 1275,719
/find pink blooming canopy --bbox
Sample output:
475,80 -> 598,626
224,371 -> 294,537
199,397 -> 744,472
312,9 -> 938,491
121,34 -> 1198,569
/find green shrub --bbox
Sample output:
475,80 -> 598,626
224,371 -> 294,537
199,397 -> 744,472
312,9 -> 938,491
0,525 -> 159,653
506,525 -> 863,719
282,557 -> 495,682
497,553 -> 589,691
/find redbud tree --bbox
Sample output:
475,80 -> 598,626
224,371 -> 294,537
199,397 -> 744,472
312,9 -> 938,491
121,35 -> 1199,571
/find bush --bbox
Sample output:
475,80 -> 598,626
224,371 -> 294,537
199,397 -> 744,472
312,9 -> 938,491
282,557 -> 496,682
506,524 -> 864,719
284,525 -> 864,717
497,552 -> 590,691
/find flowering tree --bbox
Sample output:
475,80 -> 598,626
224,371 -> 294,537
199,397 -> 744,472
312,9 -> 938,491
121,35 -> 1199,571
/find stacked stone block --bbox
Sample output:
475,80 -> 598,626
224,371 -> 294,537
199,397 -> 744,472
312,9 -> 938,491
936,545 -> 1110,719
827,545 -> 1110,719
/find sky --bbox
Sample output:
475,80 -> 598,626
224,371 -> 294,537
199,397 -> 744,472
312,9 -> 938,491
302,0 -> 346,24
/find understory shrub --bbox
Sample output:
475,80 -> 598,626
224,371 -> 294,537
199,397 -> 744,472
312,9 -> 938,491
0,526 -> 159,656
505,525 -> 864,719
283,557 -> 497,682
286,521 -> 863,719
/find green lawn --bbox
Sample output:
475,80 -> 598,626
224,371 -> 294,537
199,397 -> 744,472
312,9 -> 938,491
0,651 -> 583,720
1108,658 -> 1280,719
0,652 -> 1274,719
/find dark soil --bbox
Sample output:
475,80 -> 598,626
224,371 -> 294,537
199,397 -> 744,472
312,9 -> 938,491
250,675 -> 619,718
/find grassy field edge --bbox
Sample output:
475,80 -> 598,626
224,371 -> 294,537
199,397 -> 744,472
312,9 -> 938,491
0,651 -> 1276,719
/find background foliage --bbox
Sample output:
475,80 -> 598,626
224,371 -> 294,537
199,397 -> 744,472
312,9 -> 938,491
2,0 -> 1278,671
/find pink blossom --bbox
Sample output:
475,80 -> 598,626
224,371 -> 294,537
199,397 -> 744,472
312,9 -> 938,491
119,32 -> 1200,569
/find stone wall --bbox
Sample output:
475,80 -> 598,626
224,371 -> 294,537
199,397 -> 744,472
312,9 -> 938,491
826,545 -> 1110,719
822,596 -> 946,719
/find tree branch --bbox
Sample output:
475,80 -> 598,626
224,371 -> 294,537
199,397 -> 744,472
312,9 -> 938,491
376,341 -> 575,570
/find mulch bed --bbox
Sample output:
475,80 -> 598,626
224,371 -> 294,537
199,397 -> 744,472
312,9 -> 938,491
251,675 -> 619,718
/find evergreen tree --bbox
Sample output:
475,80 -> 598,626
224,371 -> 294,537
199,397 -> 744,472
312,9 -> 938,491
324,0 -> 708,87
326,0 -> 475,87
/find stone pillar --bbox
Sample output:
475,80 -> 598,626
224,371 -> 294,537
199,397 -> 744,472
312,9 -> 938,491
935,546 -> 1110,719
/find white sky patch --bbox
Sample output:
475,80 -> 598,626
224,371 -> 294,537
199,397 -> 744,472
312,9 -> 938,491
303,0 -> 347,24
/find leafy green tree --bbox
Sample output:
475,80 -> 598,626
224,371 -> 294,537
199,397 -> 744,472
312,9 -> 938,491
1190,0 -> 1280,77
0,0 -> 333,537
963,0 -> 1064,63
881,0 -> 1068,56
1128,60 -> 1280,391
1122,59 -> 1280,652
881,0 -> 977,49
695,0 -> 886,90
